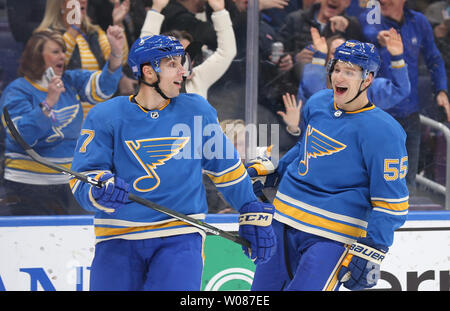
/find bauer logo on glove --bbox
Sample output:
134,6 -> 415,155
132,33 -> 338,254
338,239 -> 388,290
348,242 -> 386,264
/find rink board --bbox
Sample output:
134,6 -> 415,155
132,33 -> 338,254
0,211 -> 448,291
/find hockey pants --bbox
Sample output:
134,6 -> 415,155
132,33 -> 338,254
252,219 -> 348,291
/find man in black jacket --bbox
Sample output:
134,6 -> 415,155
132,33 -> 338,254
160,0 -> 218,50
278,0 -> 362,78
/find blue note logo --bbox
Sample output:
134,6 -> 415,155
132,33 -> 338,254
125,137 -> 189,192
298,125 -> 346,176
46,104 -> 80,143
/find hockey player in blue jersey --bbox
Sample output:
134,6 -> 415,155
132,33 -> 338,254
250,40 -> 409,291
70,35 -> 276,291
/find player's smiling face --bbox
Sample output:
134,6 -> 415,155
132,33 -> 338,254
331,61 -> 364,106
158,56 -> 186,98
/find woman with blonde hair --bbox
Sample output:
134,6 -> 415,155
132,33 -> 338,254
36,0 -> 131,115
0,28 -> 124,215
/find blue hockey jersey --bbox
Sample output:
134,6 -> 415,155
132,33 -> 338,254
274,89 -> 409,247
0,63 -> 121,185
70,94 -> 257,243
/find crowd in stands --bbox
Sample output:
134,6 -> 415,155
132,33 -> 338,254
0,0 -> 448,215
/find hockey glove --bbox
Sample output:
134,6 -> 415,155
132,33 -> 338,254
90,173 -> 129,214
338,238 -> 388,290
246,155 -> 277,197
238,201 -> 276,265
246,155 -> 276,179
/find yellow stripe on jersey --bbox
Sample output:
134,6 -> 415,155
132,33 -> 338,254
5,158 -> 71,174
69,177 -> 78,189
274,198 -> 367,239
92,216 -> 207,243
94,219 -> 191,237
371,199 -> 409,212
89,71 -> 104,102
371,196 -> 409,216
206,162 -> 247,186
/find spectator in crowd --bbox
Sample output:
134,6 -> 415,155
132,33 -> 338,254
206,0 -> 298,154
219,0 -> 295,60
278,0 -> 363,81
204,119 -> 246,214
423,0 -> 449,186
36,0 -> 131,115
6,0 -> 46,44
259,0 -> 300,31
425,0 -> 450,91
88,0 -> 136,48
159,0 -> 219,51
204,118 -> 280,213
140,0 -> 237,100
37,0 -> 128,72
0,28 -> 123,216
204,89 -> 302,212
345,0 -> 371,18
277,93 -> 303,137
297,30 -> 346,103
297,27 -> 411,111
359,0 -> 449,193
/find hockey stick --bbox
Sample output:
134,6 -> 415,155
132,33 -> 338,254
2,107 -> 250,248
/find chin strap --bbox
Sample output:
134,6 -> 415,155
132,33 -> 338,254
343,80 -> 370,105
140,75 -> 169,100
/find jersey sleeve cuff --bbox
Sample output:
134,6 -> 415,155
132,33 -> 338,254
391,53 -> 405,68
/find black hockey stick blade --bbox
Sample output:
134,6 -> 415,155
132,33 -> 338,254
2,107 -> 250,248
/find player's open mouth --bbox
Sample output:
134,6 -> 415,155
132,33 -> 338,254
174,81 -> 182,88
335,86 -> 347,95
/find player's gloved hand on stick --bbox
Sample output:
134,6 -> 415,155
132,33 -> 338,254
91,173 -> 129,214
338,237 -> 388,290
238,201 -> 276,264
